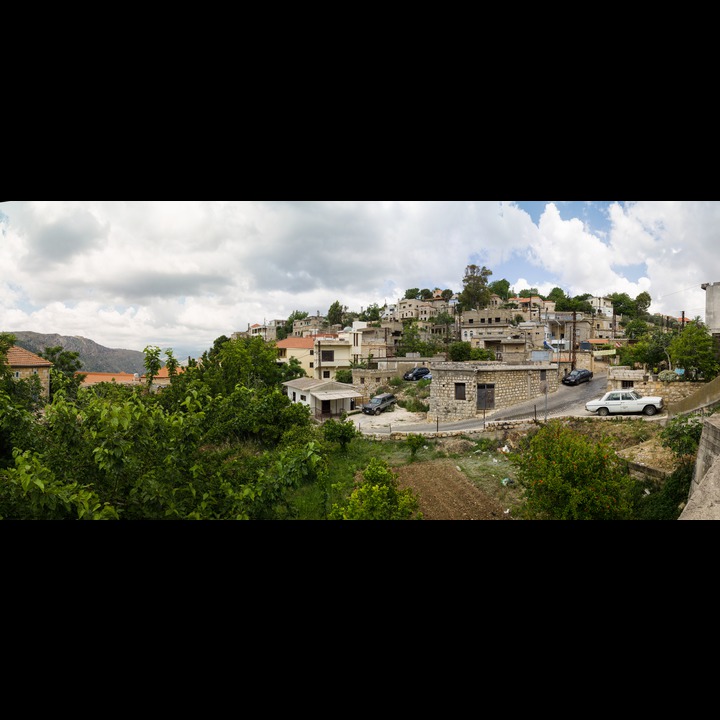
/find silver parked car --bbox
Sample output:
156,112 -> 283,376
585,390 -> 663,416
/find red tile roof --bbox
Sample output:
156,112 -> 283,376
276,337 -> 317,349
6,346 -> 53,367
78,371 -> 139,386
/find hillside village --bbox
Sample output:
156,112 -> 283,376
2,285 -> 700,412
226,287 -> 696,422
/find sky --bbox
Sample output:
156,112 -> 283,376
0,200 -> 717,360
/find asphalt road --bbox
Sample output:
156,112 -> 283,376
359,374 -> 614,435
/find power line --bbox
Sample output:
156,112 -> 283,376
655,285 -> 702,300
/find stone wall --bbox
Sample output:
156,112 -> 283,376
678,415 -> 720,520
351,368 -> 403,399
427,362 -> 559,422
607,367 -> 705,407
12,366 -> 51,398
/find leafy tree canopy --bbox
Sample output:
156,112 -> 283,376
668,320 -> 719,380
327,300 -> 344,326
489,279 -> 511,300
457,264 -> 492,311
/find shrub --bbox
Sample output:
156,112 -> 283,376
660,413 -> 704,458
510,419 -> 635,520
328,457 -> 422,520
405,433 -> 426,460
658,370 -> 678,383
397,398 -> 430,413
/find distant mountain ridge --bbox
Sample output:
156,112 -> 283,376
8,331 -> 147,374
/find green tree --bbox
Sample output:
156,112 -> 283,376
143,345 -> 162,388
441,288 -> 454,301
546,287 -> 567,304
609,292 -> 636,318
334,369 -> 353,384
419,288 -> 433,300
448,341 -> 472,361
358,303 -> 381,322
489,279 -> 511,300
40,345 -> 85,400
278,356 -> 307,382
278,310 -> 308,341
635,291 -> 652,316
511,420 -> 635,520
660,413 -> 704,458
164,348 -> 179,380
458,264 -> 492,311
405,433 -> 426,460
404,288 -> 421,300
398,321 -> 432,356
327,300 -> 344,326
322,418 -> 359,451
329,457 -> 422,520
0,332 -> 15,381
668,320 -> 719,379
435,310 -> 456,344
622,318 -> 651,340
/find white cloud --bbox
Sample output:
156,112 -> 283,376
1,200 -> 718,357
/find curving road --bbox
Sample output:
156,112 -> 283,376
359,374 -> 618,435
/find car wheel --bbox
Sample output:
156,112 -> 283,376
375,408 -> 381,415
643,405 -> 657,416
598,407 -> 609,417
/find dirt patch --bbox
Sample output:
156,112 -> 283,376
393,459 -> 514,520
616,438 -> 680,472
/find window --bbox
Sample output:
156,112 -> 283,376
310,349 -> 314,355
300,394 -> 306,401
309,362 -> 314,368
455,383 -> 466,400
321,350 -> 334,362
14,371 -> 20,378
360,377 -> 365,384
468,319 -> 474,324
33,369 -> 38,374
292,392 -> 297,401
323,370 -> 331,379
495,317 -> 501,323
621,380 -> 634,388
540,370 -> 547,381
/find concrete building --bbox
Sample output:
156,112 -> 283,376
702,281 -> 720,357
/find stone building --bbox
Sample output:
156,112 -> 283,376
6,346 -> 53,398
427,361 -> 559,422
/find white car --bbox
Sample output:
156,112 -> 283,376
585,390 -> 663,416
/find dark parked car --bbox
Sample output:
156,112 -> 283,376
562,369 -> 593,386
403,367 -> 431,381
362,392 -> 397,415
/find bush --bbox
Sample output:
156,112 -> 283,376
398,398 -> 430,413
660,413 -> 704,458
511,420 -> 635,520
328,457 -> 422,520
634,461 -> 694,520
658,370 -> 678,383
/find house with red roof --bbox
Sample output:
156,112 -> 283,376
6,346 -> 53,398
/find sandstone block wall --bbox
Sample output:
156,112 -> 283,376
427,362 -> 559,422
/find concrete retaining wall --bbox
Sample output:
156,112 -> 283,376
679,415 -> 720,519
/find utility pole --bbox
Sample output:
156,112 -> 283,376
681,310 -> 685,329
571,310 -> 577,370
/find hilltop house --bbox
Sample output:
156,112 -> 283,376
6,346 -> 53,398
